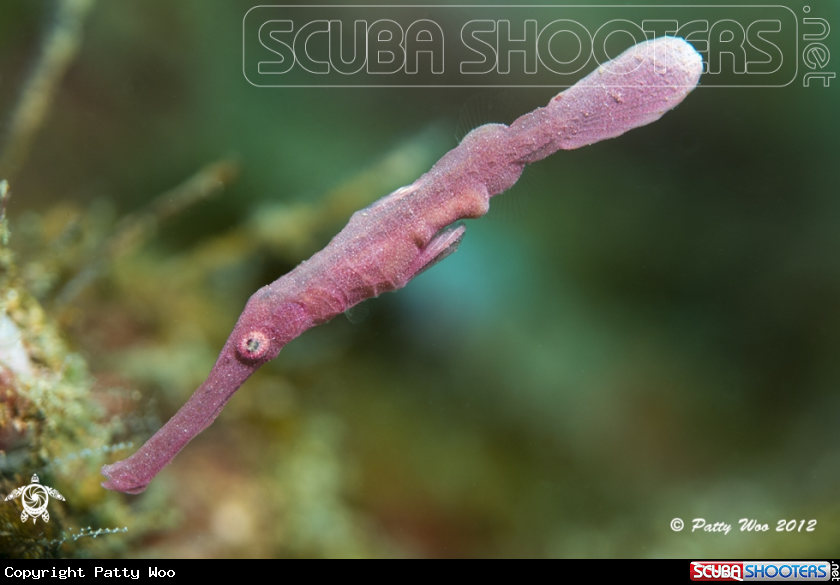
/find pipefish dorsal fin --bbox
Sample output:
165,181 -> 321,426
455,91 -> 519,144
455,91 -> 543,221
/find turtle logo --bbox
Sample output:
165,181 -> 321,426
5,474 -> 65,523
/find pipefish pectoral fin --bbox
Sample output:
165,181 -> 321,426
409,222 -> 466,279
345,223 -> 466,322
344,301 -> 371,324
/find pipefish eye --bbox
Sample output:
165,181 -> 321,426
237,330 -> 270,361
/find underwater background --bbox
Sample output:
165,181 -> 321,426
0,0 -> 839,558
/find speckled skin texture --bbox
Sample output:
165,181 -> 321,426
102,37 -> 702,494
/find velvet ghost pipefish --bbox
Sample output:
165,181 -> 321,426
102,37 -> 703,494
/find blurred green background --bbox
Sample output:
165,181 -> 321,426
0,0 -> 838,558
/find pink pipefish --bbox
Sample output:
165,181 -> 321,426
102,37 -> 703,494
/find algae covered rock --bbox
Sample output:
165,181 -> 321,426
0,181 -> 142,558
